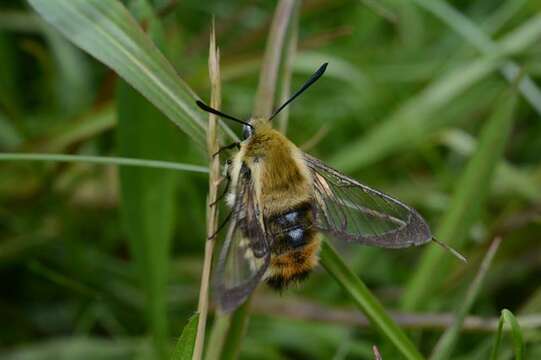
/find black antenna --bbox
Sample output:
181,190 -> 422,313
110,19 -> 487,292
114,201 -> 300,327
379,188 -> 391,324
269,62 -> 328,121
196,100 -> 253,129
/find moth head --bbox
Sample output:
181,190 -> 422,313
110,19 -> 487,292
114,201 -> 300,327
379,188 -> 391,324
243,117 -> 272,140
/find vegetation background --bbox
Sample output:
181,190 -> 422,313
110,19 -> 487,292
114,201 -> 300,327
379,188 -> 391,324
0,0 -> 540,359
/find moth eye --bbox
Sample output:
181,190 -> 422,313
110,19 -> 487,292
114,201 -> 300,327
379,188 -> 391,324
242,125 -> 253,140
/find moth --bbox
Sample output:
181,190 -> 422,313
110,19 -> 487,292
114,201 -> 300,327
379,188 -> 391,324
196,63 -> 464,312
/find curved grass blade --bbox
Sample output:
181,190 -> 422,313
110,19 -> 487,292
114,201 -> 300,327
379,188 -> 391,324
490,309 -> 524,360
402,88 -> 518,311
171,313 -> 199,360
115,4 -> 181,357
320,241 -> 424,360
411,0 -> 541,116
330,14 -> 541,172
28,0 -> 208,150
219,300 -> 252,360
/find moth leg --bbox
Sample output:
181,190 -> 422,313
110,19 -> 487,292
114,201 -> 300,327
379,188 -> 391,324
208,208 -> 233,240
210,174 -> 230,207
213,142 -> 240,157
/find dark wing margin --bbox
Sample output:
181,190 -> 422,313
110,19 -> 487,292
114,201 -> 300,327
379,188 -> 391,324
213,164 -> 270,313
304,154 -> 432,248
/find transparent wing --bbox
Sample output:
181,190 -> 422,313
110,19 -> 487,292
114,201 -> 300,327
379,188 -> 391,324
213,165 -> 270,312
305,154 -> 432,248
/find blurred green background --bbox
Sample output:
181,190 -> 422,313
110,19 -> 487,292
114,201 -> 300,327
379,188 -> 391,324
1,0 -> 540,359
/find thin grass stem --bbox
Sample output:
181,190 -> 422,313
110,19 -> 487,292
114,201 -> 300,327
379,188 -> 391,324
192,21 -> 221,360
0,153 -> 208,173
430,237 -> 502,360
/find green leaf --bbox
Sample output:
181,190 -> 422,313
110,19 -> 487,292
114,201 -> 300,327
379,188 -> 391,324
490,309 -> 524,360
28,0 -> 208,150
172,313 -> 200,360
402,88 -> 518,311
320,241 -> 424,360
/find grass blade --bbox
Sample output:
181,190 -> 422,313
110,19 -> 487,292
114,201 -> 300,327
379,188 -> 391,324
204,315 -> 230,360
330,55 -> 501,171
213,1 -> 297,357
172,313 -> 200,360
320,241 -> 424,360
117,79 -> 177,359
402,87 -> 518,311
0,153 -> 208,173
410,0 -> 541,116
490,309 -> 524,360
192,22 -> 221,360
114,4 -> 180,353
28,0 -> 209,150
219,300 -> 252,360
0,112 -> 22,150
0,337 -> 148,359
253,0 -> 296,118
276,2 -> 299,134
30,105 -> 116,153
330,14 -> 541,172
430,237 -> 502,360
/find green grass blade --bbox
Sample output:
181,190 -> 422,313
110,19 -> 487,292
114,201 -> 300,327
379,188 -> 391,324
320,241 -> 424,360
219,301 -> 252,360
0,337 -> 149,359
430,237 -> 502,360
410,0 -> 541,116
43,26 -> 93,116
116,4 -> 180,356
171,313 -> 199,360
204,315 -> 230,360
117,78 -> 177,359
276,1 -> 299,134
28,0 -> 209,150
192,22 -> 221,360
329,14 -> 541,172
503,310 -> 525,360
214,1 -> 297,357
0,153 -> 208,173
329,55 -> 501,171
253,0 -> 296,118
0,112 -> 22,149
402,89 -> 518,311
490,309 -> 524,360
31,105 -> 116,153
